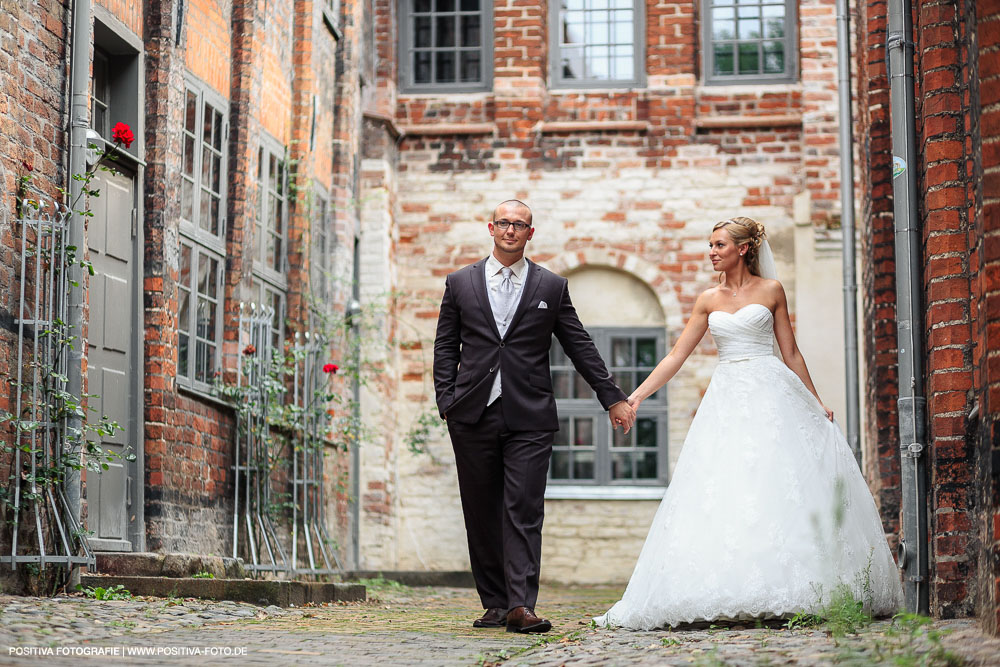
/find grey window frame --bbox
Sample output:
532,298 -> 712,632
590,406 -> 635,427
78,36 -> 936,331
398,0 -> 494,93
252,136 -> 289,348
179,79 -> 228,252
253,137 -> 289,289
177,241 -> 225,391
549,0 -> 646,90
701,0 -> 797,85
177,80 -> 228,392
309,188 -> 334,319
548,327 -> 668,486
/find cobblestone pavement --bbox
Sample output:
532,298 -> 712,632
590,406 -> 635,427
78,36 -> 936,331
2,582 -> 999,665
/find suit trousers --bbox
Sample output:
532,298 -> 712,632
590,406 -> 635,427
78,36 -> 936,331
448,398 -> 555,612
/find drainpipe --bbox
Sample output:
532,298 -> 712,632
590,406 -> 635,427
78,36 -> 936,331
65,0 -> 91,565
835,0 -> 861,468
886,0 -> 929,614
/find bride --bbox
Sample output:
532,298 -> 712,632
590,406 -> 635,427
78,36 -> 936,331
596,217 -> 903,630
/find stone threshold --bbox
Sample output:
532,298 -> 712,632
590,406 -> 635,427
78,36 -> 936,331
79,574 -> 365,607
342,570 -> 475,588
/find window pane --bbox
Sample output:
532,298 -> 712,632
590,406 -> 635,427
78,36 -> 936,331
461,15 -> 480,46
414,16 -> 432,45
563,15 -> 584,44
183,135 -> 195,177
636,451 -> 657,479
713,19 -> 735,40
435,51 -> 456,82
414,50 -> 432,83
738,42 -> 760,74
573,451 -> 595,479
573,417 -> 594,446
181,179 -> 194,222
561,48 -> 584,79
714,42 -> 735,75
196,299 -> 214,339
763,40 -> 784,73
611,452 -> 632,479
185,91 -> 197,132
460,52 -> 481,82
414,0 -> 431,11
435,15 -> 456,47
550,451 -> 571,479
434,0 -> 454,10
611,338 -> 630,367
178,333 -> 189,377
555,417 -> 570,446
198,255 -> 218,300
636,418 -> 657,448
636,338 -> 656,367
460,0 -> 479,9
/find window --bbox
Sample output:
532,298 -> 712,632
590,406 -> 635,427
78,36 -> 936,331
399,0 -> 492,92
703,0 -> 796,83
252,140 -> 289,347
549,329 -> 667,485
91,49 -> 111,137
550,0 -> 644,88
178,243 -> 224,386
177,82 -> 228,390
310,191 -> 333,312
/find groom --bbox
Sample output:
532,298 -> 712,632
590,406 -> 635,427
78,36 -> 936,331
433,200 -> 635,633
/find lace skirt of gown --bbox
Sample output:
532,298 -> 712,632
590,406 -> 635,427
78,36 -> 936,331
595,354 -> 903,630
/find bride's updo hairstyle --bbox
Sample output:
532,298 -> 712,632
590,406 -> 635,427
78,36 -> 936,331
712,217 -> 767,276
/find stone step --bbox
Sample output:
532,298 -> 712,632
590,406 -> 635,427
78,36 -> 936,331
79,575 -> 365,607
343,570 -> 475,587
93,552 -> 247,579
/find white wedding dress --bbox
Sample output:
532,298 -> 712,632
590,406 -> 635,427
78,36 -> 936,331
596,304 -> 903,629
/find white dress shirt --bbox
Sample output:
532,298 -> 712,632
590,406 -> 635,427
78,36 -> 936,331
485,254 -> 527,405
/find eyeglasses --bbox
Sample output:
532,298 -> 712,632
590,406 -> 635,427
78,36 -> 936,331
494,219 -> 530,232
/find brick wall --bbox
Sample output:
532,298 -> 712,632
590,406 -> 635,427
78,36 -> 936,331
857,0 -> 1000,631
0,0 -> 70,558
856,0 -> 902,545
974,0 -> 1000,637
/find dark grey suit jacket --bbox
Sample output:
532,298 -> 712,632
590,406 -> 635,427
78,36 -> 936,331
433,257 -> 627,431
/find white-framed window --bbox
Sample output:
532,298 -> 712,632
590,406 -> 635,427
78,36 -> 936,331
398,0 -> 493,92
178,243 -> 224,387
178,82 -> 228,390
550,0 -> 644,89
702,0 -> 797,84
549,329 -> 668,485
252,139 -> 289,347
310,190 -> 333,312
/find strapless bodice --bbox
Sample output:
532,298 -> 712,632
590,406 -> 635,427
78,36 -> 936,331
708,303 -> 775,362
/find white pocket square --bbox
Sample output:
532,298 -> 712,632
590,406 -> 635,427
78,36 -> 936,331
537,301 -> 548,309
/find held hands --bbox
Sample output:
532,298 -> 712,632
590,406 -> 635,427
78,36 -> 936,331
609,401 -> 636,434
626,394 -> 643,412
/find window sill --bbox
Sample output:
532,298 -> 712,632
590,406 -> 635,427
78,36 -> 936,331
399,122 -> 496,137
178,383 -> 235,412
694,114 -> 802,129
545,485 -> 666,500
536,120 -> 650,134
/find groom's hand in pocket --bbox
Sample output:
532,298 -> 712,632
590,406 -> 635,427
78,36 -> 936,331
609,401 -> 636,434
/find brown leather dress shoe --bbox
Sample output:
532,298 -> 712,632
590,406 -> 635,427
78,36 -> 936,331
473,607 -> 508,628
505,606 -> 552,633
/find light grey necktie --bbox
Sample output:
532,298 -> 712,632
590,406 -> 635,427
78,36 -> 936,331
496,267 -> 515,330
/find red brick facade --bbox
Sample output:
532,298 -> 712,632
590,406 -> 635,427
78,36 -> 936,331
857,0 -> 1000,633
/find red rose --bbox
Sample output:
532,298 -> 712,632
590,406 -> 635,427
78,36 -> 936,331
323,363 -> 339,374
111,122 -> 134,148
243,344 -> 257,356
21,160 -> 33,172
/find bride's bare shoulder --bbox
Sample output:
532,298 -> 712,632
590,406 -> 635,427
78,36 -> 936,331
695,286 -> 722,313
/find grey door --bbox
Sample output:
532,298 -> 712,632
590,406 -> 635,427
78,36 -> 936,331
86,167 -> 136,552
